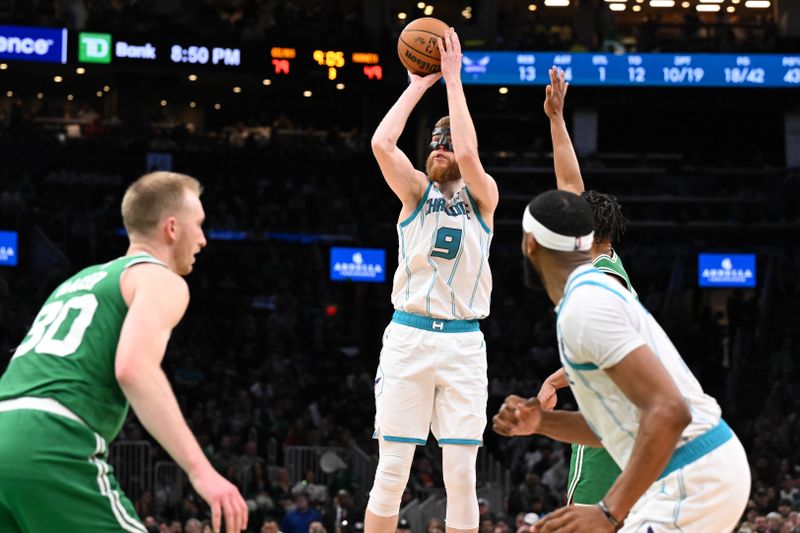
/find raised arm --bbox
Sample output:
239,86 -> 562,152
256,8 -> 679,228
438,28 -> 499,217
117,264 -> 248,533
545,66 -> 585,194
371,72 -> 442,209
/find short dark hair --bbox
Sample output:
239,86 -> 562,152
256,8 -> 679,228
580,190 -> 627,244
527,190 -> 594,238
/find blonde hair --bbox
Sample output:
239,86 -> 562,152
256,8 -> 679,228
121,171 -> 202,236
435,116 -> 450,129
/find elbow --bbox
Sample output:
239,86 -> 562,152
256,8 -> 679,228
661,399 -> 692,435
115,357 -> 143,389
455,149 -> 479,168
370,136 -> 392,154
115,365 -> 136,389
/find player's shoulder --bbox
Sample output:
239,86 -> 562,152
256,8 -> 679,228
561,269 -> 631,318
122,261 -> 188,303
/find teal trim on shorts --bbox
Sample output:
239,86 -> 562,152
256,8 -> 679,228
438,438 -> 482,446
392,310 -> 480,333
659,419 -> 733,479
464,186 -> 491,234
563,358 -> 599,371
398,182 -> 433,228
383,435 -> 427,446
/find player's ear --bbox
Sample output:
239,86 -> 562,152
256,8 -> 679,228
522,232 -> 538,259
163,216 -> 178,241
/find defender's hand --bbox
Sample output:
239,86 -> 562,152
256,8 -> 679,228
544,66 -> 569,120
537,381 -> 559,411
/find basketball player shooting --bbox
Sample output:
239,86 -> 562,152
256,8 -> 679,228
365,28 -> 499,533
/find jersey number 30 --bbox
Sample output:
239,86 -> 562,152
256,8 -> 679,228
13,294 -> 99,359
430,227 -> 463,260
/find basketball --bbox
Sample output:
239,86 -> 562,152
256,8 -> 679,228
397,17 -> 449,76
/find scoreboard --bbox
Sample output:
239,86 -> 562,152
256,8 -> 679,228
4,25 -> 800,89
461,51 -> 800,88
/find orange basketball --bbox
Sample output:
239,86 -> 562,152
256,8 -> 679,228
397,17 -> 449,76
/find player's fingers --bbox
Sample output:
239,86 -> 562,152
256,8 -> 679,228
222,495 -> 237,532
536,508 -> 570,533
499,401 -> 521,422
504,393 -> 525,406
239,492 -> 249,531
523,397 -> 541,409
211,499 -> 222,533
564,82 -> 569,96
492,414 -> 514,436
452,29 -> 461,54
437,37 -> 445,55
546,84 -> 552,97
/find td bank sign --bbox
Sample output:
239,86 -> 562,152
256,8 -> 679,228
78,32 -> 156,63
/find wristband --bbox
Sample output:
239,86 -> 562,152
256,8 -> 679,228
597,500 -> 623,530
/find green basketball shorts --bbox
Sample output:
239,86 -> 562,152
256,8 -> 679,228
0,398 -> 146,532
566,444 -> 622,505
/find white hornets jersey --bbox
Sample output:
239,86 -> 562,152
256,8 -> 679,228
391,182 -> 493,320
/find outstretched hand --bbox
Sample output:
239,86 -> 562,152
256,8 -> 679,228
544,66 -> 569,119
492,394 -> 544,437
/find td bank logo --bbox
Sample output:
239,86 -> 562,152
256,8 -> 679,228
79,32 -> 111,63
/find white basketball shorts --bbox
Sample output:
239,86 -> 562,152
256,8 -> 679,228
373,311 -> 488,446
620,432 -> 751,532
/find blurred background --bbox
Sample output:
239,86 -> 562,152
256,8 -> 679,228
1,1 -> 799,532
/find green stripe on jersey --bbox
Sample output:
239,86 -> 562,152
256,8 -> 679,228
592,251 -> 637,298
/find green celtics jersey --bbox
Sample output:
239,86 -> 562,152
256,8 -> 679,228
0,254 -> 166,442
592,250 -> 637,298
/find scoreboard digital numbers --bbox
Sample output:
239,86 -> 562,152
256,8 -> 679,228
170,44 -> 241,66
461,52 -> 800,88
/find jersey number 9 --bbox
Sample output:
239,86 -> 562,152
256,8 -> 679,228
431,228 -> 463,260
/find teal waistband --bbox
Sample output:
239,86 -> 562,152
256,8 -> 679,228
392,310 -> 480,333
659,419 -> 733,479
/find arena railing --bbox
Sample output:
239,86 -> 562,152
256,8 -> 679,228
109,440 -> 152,501
283,444 -> 376,506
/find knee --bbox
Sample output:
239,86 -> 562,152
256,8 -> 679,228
368,444 -> 415,517
443,457 -> 476,493
374,452 -> 412,493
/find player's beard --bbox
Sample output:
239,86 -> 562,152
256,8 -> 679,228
426,154 -> 461,184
